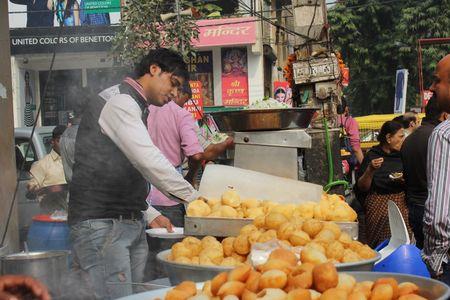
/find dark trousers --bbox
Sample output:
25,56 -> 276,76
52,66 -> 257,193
437,263 -> 450,286
144,204 -> 185,281
408,203 -> 425,249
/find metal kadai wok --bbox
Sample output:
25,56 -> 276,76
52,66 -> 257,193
208,108 -> 318,132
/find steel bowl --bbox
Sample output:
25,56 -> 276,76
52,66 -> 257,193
157,249 -> 381,285
208,108 -> 318,132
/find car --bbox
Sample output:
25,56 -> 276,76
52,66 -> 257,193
14,126 -> 55,248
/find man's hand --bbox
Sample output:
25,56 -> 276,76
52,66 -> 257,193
0,275 -> 51,300
369,158 -> 384,170
149,215 -> 174,233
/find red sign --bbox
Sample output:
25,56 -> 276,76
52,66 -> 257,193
183,81 -> 203,120
341,67 -> 350,87
222,77 -> 249,106
422,90 -> 433,107
193,17 -> 257,48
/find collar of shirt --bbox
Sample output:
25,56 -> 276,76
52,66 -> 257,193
123,77 -> 148,103
49,149 -> 61,161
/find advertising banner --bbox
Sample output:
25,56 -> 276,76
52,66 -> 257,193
221,48 -> 249,106
83,0 -> 121,13
183,81 -> 204,120
394,69 -> 408,114
273,81 -> 293,107
187,51 -> 214,106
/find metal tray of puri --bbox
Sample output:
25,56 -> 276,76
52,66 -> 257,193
157,249 -> 380,285
184,216 -> 359,240
208,108 -> 318,132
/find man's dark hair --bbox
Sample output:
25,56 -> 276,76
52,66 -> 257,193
392,113 -> 417,129
134,48 -> 189,81
52,125 -> 67,139
180,82 -> 192,99
423,93 -> 443,122
378,121 -> 403,145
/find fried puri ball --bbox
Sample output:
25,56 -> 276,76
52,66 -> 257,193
253,215 -> 266,228
202,280 -> 212,297
257,258 -> 292,274
209,210 -> 222,217
199,247 -> 224,265
312,263 -> 338,292
174,256 -> 192,264
174,281 -> 197,297
182,237 -> 202,256
257,288 -> 287,300
265,212 -> 288,230
228,264 -> 252,282
331,201 -> 358,222
287,288 -> 311,300
305,242 -> 326,254
370,283 -> 394,300
246,207 -> 265,219
357,245 -> 377,259
232,252 -> 247,263
262,201 -> 279,214
271,204 -> 296,219
352,281 -> 373,298
234,234 -> 251,255
347,290 -> 367,300
206,197 -> 221,208
221,188 -> 241,208
289,230 -> 311,246
187,199 -> 211,217
191,256 -> 200,265
240,224 -> 259,236
338,232 -> 353,247
398,295 -> 428,300
294,202 -> 316,219
277,222 -> 296,240
246,270 -> 262,293
325,241 -> 345,261
302,219 -> 324,238
374,278 -> 399,299
220,257 -> 239,267
201,236 -> 219,247
286,265 -> 314,290
348,241 -> 365,253
314,229 -> 336,244
165,288 -> 192,300
217,281 -> 246,298
211,272 -> 228,296
259,269 -> 288,289
257,229 -> 278,243
268,248 -> 298,266
341,249 -> 361,263
219,205 -> 238,218
172,242 -> 192,259
398,282 -> 419,297
301,247 -> 328,265
322,222 -> 341,239
336,273 -> 356,293
242,289 -> 257,300
248,230 -> 263,245
319,288 -> 348,300
242,198 -> 260,209
222,237 -> 236,257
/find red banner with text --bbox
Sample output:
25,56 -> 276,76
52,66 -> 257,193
183,81 -> 203,120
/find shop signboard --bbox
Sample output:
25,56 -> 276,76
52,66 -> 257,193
187,51 -> 215,107
221,48 -> 249,106
83,0 -> 121,13
184,81 -> 204,120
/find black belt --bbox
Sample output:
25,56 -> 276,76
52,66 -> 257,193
88,212 -> 143,221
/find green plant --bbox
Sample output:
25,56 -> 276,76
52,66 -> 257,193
112,0 -> 199,64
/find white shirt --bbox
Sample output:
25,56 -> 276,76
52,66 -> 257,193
98,85 -> 198,223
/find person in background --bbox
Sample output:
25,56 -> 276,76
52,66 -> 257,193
27,125 -> 67,214
337,98 -> 364,174
401,95 -> 447,249
60,88 -> 90,183
0,275 -> 50,300
422,54 -> 450,284
357,120 -> 413,248
47,0 -> 80,26
10,0 -> 54,27
68,48 -> 198,299
393,112 -> 419,138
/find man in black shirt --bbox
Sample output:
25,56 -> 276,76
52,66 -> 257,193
401,96 -> 447,248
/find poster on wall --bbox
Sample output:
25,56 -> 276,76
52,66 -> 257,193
221,47 -> 249,106
273,81 -> 293,107
183,81 -> 204,120
187,51 -> 214,106
394,69 -> 408,114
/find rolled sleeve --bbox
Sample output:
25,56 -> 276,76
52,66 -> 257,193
422,129 -> 450,276
179,112 -> 204,157
98,94 -> 198,203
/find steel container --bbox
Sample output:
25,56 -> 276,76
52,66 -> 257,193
1,251 -> 69,297
157,249 -> 380,285
208,108 -> 318,132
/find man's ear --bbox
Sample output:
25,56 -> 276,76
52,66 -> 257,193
149,64 -> 161,77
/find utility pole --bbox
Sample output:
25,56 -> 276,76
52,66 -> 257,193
0,0 -> 19,253
175,0 -> 183,52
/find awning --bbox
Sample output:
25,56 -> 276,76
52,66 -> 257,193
193,17 -> 257,48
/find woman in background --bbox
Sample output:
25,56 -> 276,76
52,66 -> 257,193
357,120 -> 413,248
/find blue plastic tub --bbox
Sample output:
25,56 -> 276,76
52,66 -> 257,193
26,215 -> 70,251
